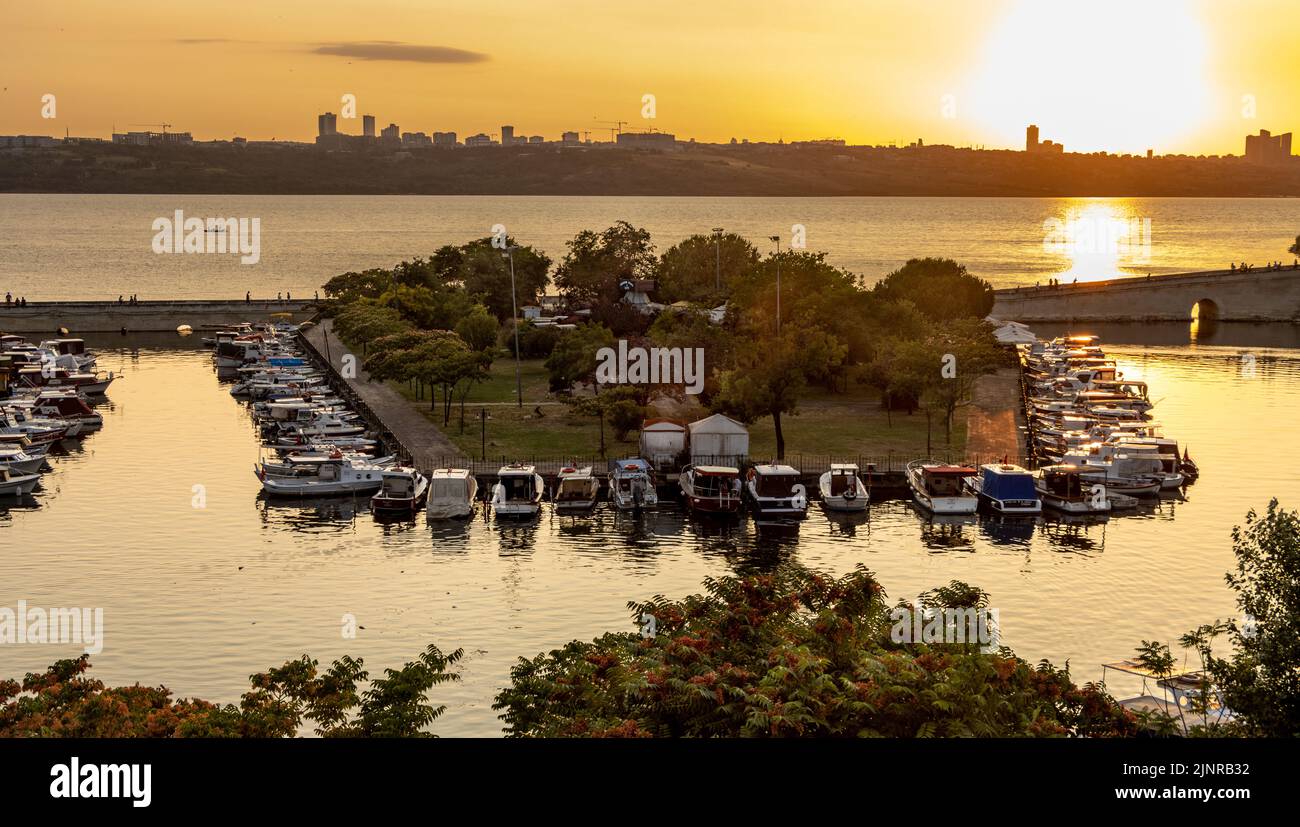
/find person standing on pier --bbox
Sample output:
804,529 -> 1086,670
4,292 -> 10,305
245,291 -> 251,304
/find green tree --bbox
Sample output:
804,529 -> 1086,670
455,303 -> 501,353
656,232 -> 759,304
450,237 -> 552,322
333,302 -> 411,352
322,268 -> 395,305
493,563 -> 1138,738
1206,500 -> 1300,736
567,385 -> 643,457
543,323 -> 616,394
711,325 -> 846,460
871,257 -> 995,321
0,645 -> 462,738
554,221 -> 656,307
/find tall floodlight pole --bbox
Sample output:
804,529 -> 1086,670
769,235 -> 782,335
503,246 -> 523,409
712,227 -> 724,293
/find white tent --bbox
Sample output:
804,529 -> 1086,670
687,413 -> 749,466
993,321 -> 1038,345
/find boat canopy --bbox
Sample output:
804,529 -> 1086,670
608,458 -> 651,474
981,466 -> 1037,501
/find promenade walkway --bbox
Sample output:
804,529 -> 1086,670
301,319 -> 465,467
965,368 -> 1027,465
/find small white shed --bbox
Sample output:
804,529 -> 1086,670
687,414 -> 749,466
639,418 -> 687,471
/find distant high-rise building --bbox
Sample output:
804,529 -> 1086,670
1245,129 -> 1293,165
500,125 -> 515,146
380,123 -> 400,145
464,133 -> 494,147
561,131 -> 580,144
318,112 -> 338,137
433,131 -> 458,146
1025,124 -> 1062,154
363,115 -> 376,138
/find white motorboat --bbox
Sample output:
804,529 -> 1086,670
0,467 -> 40,497
743,464 -> 808,518
255,456 -> 387,497
278,413 -> 366,440
818,463 -> 868,512
1035,465 -> 1111,514
553,465 -> 599,514
370,467 -> 429,516
963,463 -> 1041,515
0,446 -> 46,475
491,464 -> 544,518
260,452 -> 396,478
426,469 -> 478,520
607,458 -> 658,512
906,460 -> 979,515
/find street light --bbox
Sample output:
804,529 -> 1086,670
769,235 -> 782,335
502,245 -> 523,409
711,227 -> 724,294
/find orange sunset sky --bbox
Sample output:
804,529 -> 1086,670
3,0 -> 1298,154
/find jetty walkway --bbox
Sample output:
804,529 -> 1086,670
300,319 -> 465,467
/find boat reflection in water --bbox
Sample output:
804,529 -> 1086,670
978,516 -> 1037,547
257,492 -> 372,532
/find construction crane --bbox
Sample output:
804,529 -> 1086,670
130,122 -> 173,135
594,119 -> 627,143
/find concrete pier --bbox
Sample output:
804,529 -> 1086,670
0,299 -> 315,333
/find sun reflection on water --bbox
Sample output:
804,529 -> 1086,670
1043,200 -> 1152,284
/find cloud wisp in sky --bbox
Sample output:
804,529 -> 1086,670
310,41 -> 489,64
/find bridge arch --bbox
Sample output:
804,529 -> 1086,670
1191,298 -> 1219,322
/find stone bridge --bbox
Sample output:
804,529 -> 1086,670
990,267 -> 1300,323
0,299 -> 315,333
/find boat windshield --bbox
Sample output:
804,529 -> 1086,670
692,474 -> 735,497
431,480 -> 466,499
755,474 -> 797,497
501,476 -> 534,499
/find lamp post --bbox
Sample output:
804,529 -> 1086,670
712,227 -> 724,294
503,245 -> 523,409
769,235 -> 782,335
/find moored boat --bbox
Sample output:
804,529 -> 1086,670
963,463 -> 1041,515
553,465 -> 599,514
255,456 -> 387,497
608,458 -> 658,512
370,467 -> 429,515
1035,465 -> 1111,514
743,464 -> 808,518
491,464 -> 544,518
0,466 -> 40,497
818,463 -> 868,512
906,460 -> 978,515
426,469 -> 478,520
678,464 -> 741,515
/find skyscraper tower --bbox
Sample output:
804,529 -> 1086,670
363,115 -> 376,138
501,125 -> 515,146
318,112 -> 338,136
1026,124 -> 1039,152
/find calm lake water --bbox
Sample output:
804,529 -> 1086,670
1,194 -> 1298,300
2,327 -> 1297,735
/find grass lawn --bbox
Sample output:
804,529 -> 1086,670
387,359 -> 966,462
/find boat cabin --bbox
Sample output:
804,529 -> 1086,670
920,465 -> 974,496
749,464 -> 800,497
978,464 -> 1038,506
825,463 -> 860,497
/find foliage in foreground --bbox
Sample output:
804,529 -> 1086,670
0,645 -> 462,738
493,565 -> 1138,738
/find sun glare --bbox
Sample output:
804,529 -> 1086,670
968,0 -> 1210,153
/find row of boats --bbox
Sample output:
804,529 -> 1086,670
902,333 -> 1198,517
0,336 -> 112,497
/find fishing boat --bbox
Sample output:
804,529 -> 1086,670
15,366 -> 114,395
963,463 -> 1041,515
491,464 -> 544,518
905,460 -> 978,515
0,446 -> 46,475
607,458 -> 658,512
1035,465 -> 1111,513
818,463 -> 868,512
426,469 -> 478,520
0,412 -> 69,447
259,451 -> 395,477
743,464 -> 808,518
370,467 -> 429,515
255,456 -> 387,497
0,466 -> 40,497
678,464 -> 742,515
277,413 -> 366,440
552,465 -> 600,514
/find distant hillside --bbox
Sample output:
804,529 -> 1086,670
2,142 -> 1299,197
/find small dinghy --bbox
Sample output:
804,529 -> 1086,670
818,463 -> 868,512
